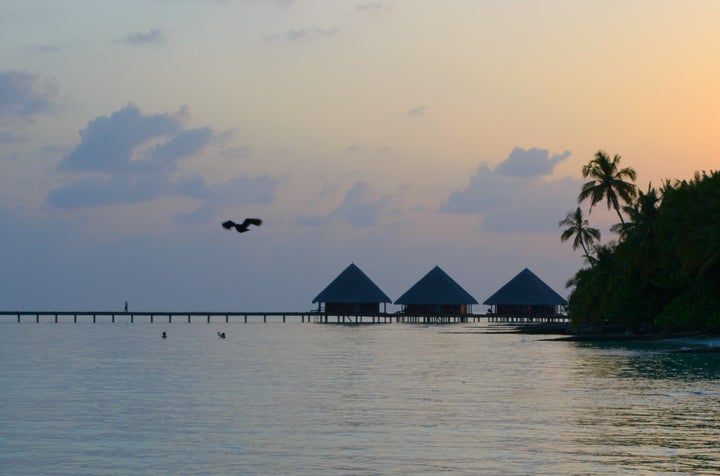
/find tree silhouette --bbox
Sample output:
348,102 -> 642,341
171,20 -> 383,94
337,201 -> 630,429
578,150 -> 637,225
559,207 -> 601,260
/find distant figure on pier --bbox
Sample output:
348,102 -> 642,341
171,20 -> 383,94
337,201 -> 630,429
217,331 -> 226,339
162,331 -> 167,339
124,301 -> 128,312
222,218 -> 262,234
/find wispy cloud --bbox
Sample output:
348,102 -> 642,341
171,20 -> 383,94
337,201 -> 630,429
356,2 -> 387,11
404,105 -> 427,117
240,0 -> 294,6
298,181 -> 389,228
0,71 -> 57,141
120,28 -> 166,46
25,44 -> 62,54
0,71 -> 57,120
174,175 -> 278,223
265,27 -> 339,42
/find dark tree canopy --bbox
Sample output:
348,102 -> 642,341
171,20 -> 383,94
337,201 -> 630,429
566,169 -> 720,333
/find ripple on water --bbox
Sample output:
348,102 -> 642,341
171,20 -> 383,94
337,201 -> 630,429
1,323 -> 719,475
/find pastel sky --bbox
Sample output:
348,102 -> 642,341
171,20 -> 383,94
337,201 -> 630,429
2,0 -> 719,312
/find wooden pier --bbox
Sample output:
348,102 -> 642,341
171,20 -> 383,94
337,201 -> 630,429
0,310 -> 569,325
0,311 -> 320,324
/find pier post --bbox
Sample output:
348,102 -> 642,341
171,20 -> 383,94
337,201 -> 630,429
55,314 -> 58,323
36,314 -> 39,323
112,314 -> 115,323
131,314 -> 134,323
169,315 -> 172,324
150,315 -> 154,323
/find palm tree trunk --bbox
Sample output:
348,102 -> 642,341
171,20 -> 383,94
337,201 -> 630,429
611,195 -> 626,225
580,240 -> 590,258
615,206 -> 626,225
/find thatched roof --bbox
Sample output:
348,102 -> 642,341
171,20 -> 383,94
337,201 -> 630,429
483,268 -> 567,306
394,266 -> 478,305
312,263 -> 391,304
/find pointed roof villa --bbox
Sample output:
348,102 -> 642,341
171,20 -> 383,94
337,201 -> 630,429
484,268 -> 567,315
312,263 -> 391,314
395,266 -> 478,315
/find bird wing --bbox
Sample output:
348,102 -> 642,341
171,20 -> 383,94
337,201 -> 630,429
222,220 -> 236,230
241,218 -> 262,227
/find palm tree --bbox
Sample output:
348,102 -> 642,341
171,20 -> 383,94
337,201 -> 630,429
612,184 -> 661,240
559,207 -> 601,259
578,150 -> 638,225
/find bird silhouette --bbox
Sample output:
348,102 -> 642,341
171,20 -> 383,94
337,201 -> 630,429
222,218 -> 262,233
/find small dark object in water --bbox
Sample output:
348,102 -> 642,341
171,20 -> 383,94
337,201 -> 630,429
217,331 -> 226,339
162,332 -> 167,339
222,218 -> 262,233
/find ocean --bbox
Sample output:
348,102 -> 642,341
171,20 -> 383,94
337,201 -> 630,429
1,321 -> 719,475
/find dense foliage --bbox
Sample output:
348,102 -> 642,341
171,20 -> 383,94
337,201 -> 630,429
564,165 -> 720,333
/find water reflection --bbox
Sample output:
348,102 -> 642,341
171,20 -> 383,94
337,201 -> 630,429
2,323 -> 720,475
568,341 -> 720,474
573,341 -> 720,381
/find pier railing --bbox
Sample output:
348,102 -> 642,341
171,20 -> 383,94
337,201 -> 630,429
0,310 -> 569,325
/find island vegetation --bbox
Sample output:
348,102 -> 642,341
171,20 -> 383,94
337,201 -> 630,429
561,151 -> 720,333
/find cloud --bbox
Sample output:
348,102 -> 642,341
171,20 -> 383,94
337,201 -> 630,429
174,175 -> 279,223
46,175 -> 169,208
151,127 -> 214,168
442,147 -> 580,232
237,0 -> 294,6
57,103 -> 192,173
0,71 -> 57,125
404,105 -> 427,117
443,163 -> 507,214
478,176 -> 585,233
337,181 -> 387,227
217,145 -> 251,159
120,28 -> 166,46
47,103 -> 278,217
25,44 -> 62,54
298,181 -> 388,228
356,2 -> 387,11
494,147 -> 571,177
265,27 -> 338,42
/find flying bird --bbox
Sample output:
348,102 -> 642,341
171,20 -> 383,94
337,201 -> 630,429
222,218 -> 262,233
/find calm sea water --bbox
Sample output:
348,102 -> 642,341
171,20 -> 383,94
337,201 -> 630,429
1,321 -> 719,475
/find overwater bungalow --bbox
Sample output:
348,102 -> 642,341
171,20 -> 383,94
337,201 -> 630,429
312,263 -> 392,314
394,266 -> 478,315
483,268 -> 567,316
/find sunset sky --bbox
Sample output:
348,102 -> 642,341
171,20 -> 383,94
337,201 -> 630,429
2,0 -> 719,312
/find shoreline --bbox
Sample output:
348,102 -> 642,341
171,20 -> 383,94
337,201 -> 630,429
499,322 -> 720,346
